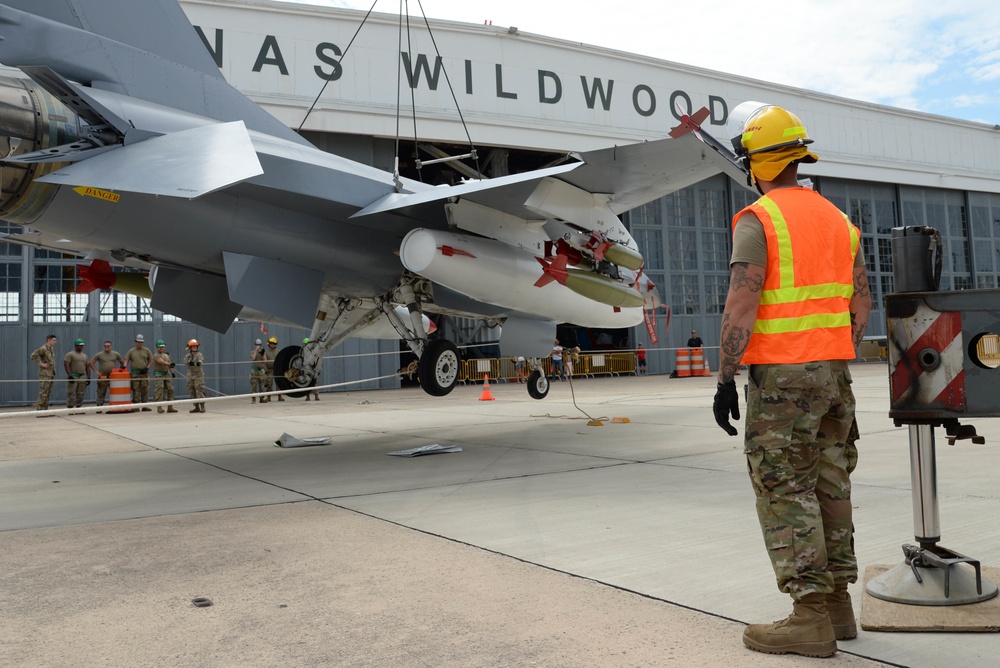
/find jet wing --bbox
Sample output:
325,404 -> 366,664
563,129 -> 753,213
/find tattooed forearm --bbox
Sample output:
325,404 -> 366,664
851,312 -> 868,350
719,325 -> 751,384
850,267 -> 873,353
730,262 -> 764,293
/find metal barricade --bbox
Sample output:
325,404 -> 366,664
463,357 -> 504,383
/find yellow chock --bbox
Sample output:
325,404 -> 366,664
587,419 -> 605,427
611,417 -> 631,424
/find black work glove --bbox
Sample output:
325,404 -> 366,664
169,362 -> 176,369
86,380 -> 91,387
713,381 -> 740,436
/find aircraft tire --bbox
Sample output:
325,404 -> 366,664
527,369 -> 549,400
419,339 -> 460,397
273,345 -> 316,398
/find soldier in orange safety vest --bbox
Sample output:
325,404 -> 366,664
712,103 -> 872,658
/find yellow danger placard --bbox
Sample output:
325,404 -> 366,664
72,186 -> 121,203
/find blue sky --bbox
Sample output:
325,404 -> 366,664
280,0 -> 1000,126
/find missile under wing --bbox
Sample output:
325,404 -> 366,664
0,0 -> 746,399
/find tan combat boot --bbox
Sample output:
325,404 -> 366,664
199,403 -> 206,412
742,593 -> 837,657
167,407 -> 178,413
827,585 -> 857,640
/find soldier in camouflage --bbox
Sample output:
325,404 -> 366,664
183,338 -> 206,413
249,338 -> 265,403
63,338 -> 91,411
124,334 -> 154,411
29,334 -> 57,413
89,340 -> 124,409
152,340 -> 178,413
713,104 -> 872,658
262,336 -> 283,402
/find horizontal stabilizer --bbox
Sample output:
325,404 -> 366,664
35,122 -> 263,198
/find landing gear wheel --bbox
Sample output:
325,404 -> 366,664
419,339 -> 460,397
527,369 -> 549,400
273,345 -> 316,399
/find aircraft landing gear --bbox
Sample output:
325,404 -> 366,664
273,344 -> 318,398
385,277 -> 461,398
526,369 -> 549,400
418,339 -> 460,397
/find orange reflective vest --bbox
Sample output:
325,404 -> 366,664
733,187 -> 860,365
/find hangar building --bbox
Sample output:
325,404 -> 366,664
2,0 -> 999,404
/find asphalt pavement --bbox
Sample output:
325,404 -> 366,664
2,365 -> 998,667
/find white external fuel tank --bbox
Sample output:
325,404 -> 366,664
399,228 -> 645,328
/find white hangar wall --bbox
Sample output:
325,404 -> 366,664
182,0 -> 1000,193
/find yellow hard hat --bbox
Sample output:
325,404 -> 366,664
738,105 -> 818,182
267,337 -> 277,344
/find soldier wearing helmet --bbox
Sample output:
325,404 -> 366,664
183,338 -> 206,413
152,340 -> 178,413
262,336 -> 283,402
714,103 -> 872,657
125,334 -> 154,410
63,338 -> 91,412
249,338 -> 266,404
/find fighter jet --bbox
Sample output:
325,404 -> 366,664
0,0 -> 746,399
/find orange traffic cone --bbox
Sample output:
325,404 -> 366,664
479,374 -> 496,401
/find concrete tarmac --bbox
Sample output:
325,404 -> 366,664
2,365 -> 998,667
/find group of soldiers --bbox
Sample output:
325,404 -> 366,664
28,334 -> 207,414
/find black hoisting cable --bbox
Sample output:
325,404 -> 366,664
414,0 -> 482,179
297,0 -> 379,133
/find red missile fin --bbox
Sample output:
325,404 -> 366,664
534,254 -> 569,288
76,259 -> 116,293
438,245 -> 476,258
668,107 -> 710,138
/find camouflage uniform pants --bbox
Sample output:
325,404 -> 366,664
67,377 -> 86,408
131,374 -> 150,403
187,375 -> 205,400
96,377 -> 110,406
250,368 -> 265,396
153,375 -> 175,402
744,360 -> 859,600
36,373 -> 54,409
263,371 -> 275,393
